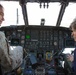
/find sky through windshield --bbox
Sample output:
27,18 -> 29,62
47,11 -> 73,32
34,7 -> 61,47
0,1 -> 76,28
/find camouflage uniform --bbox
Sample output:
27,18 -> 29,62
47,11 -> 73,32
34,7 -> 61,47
0,31 -> 23,73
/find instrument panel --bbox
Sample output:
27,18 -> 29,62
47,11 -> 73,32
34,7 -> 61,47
0,25 -> 75,75
0,25 -> 75,53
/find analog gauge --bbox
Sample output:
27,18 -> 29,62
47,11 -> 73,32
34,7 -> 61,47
54,41 -> 57,46
21,35 -> 25,39
21,40 -> 25,44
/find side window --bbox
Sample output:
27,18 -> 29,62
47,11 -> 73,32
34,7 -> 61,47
0,1 -> 24,27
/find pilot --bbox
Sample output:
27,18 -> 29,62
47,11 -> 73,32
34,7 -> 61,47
67,18 -> 76,74
0,4 -> 23,74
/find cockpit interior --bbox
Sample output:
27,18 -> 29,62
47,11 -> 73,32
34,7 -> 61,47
0,0 -> 76,75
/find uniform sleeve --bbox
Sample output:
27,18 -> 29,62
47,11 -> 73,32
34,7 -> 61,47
0,32 -> 23,73
0,32 -> 12,72
9,46 -> 23,70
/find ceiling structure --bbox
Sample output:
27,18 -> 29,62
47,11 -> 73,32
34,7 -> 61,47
1,0 -> 76,2
0,0 -> 76,27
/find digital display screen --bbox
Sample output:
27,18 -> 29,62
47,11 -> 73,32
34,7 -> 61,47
25,35 -> 30,39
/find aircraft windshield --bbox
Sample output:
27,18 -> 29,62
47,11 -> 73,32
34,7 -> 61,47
0,1 -> 76,28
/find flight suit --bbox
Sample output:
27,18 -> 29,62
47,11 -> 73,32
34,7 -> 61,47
0,31 -> 23,73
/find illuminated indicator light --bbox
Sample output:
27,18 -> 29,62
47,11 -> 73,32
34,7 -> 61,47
26,35 -> 30,39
